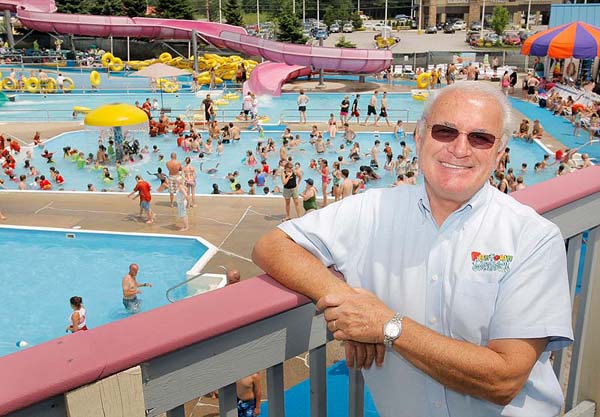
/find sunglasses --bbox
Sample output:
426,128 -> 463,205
427,123 -> 497,150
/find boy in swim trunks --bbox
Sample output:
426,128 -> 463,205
236,373 -> 261,417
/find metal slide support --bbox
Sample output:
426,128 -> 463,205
4,10 -> 14,48
192,30 -> 199,74
127,36 -> 130,62
13,30 -> 33,47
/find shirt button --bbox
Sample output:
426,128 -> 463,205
429,316 -> 438,324
431,274 -> 439,282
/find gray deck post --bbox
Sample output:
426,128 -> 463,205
348,368 -> 364,417
218,383 -> 238,417
267,363 -> 285,416
166,405 -> 185,417
310,345 -> 327,417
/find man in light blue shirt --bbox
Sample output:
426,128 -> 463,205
252,81 -> 573,417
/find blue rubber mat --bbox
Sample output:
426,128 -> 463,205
260,360 -> 379,417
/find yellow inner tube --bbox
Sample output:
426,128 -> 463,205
258,116 -> 270,123
44,78 -> 57,93
73,106 -> 91,114
223,93 -> 240,100
2,77 -> 18,91
90,70 -> 101,87
159,52 -> 172,63
214,99 -> 229,106
62,77 -> 75,91
161,80 -> 179,93
109,57 -> 124,72
416,72 -> 431,89
25,77 -> 40,93
101,52 -> 114,67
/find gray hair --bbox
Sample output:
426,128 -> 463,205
417,81 -> 512,148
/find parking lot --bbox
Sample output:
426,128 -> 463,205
319,23 -> 546,52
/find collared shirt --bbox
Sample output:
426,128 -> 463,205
279,183 -> 573,417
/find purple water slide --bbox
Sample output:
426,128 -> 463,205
244,62 -> 312,96
5,0 -> 392,95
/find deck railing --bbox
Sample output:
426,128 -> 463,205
1,166 -> 599,417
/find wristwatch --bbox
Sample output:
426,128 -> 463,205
383,313 -> 403,349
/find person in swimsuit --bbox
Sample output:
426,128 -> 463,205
340,96 -> 350,125
66,296 -> 88,332
166,152 -> 182,208
183,157 -> 197,208
375,92 -> 391,126
122,264 -> 152,313
351,94 -> 361,124
363,90 -> 378,125
301,178 -> 319,213
328,113 -> 337,139
318,159 -> 330,207
175,176 -> 192,231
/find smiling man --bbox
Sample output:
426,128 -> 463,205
252,82 -> 573,417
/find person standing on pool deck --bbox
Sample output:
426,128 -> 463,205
351,94 -> 361,124
362,90 -> 378,125
252,81 -> 573,417
340,96 -> 350,125
297,90 -> 309,124
129,175 -> 154,223
202,94 -> 213,122
175,175 -> 192,232
375,91 -> 391,127
122,264 -> 152,314
66,296 -> 87,332
166,152 -> 182,208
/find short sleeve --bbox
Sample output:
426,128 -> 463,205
278,194 -> 371,269
489,223 -> 574,351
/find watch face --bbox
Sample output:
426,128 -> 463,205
385,321 -> 401,338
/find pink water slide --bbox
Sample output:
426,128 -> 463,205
0,0 -> 393,95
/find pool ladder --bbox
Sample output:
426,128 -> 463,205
165,265 -> 228,303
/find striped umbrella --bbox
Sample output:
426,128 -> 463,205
521,21 -> 600,59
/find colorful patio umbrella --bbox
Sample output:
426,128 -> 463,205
521,21 -> 600,59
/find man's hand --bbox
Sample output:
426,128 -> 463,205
344,341 -> 386,370
254,406 -> 260,416
317,288 -> 395,344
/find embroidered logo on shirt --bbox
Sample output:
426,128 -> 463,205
471,252 -> 513,272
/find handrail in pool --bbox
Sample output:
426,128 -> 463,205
0,166 -> 599,416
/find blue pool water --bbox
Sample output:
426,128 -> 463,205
0,226 -> 210,357
5,128 -> 555,193
510,97 -> 600,163
260,361 -> 379,417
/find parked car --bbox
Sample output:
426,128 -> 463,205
315,29 -> 328,39
330,23 -> 340,33
343,23 -> 354,33
503,32 -> 521,46
374,23 -> 392,31
452,20 -> 466,30
470,22 -> 482,31
394,14 -> 410,20
483,32 -> 500,44
469,33 -> 481,46
425,25 -> 437,34
436,22 -> 444,31
363,22 -> 375,30
518,30 -> 534,42
443,23 -> 455,34
465,30 -> 479,43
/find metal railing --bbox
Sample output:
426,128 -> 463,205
1,167 -> 599,417
165,265 -> 228,303
279,107 -> 412,124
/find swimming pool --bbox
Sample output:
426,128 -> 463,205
5,128 -> 555,193
0,225 -> 215,357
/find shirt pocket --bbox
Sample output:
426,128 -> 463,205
449,278 -> 499,345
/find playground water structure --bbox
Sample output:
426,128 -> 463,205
0,0 -> 393,96
0,225 -> 216,357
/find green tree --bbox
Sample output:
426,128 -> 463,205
350,12 -> 363,29
86,0 -> 124,15
56,0 -> 89,13
335,36 -> 356,48
490,6 -> 509,35
122,0 -> 148,17
276,0 -> 305,44
156,0 -> 195,19
223,0 -> 244,26
323,6 -> 337,29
